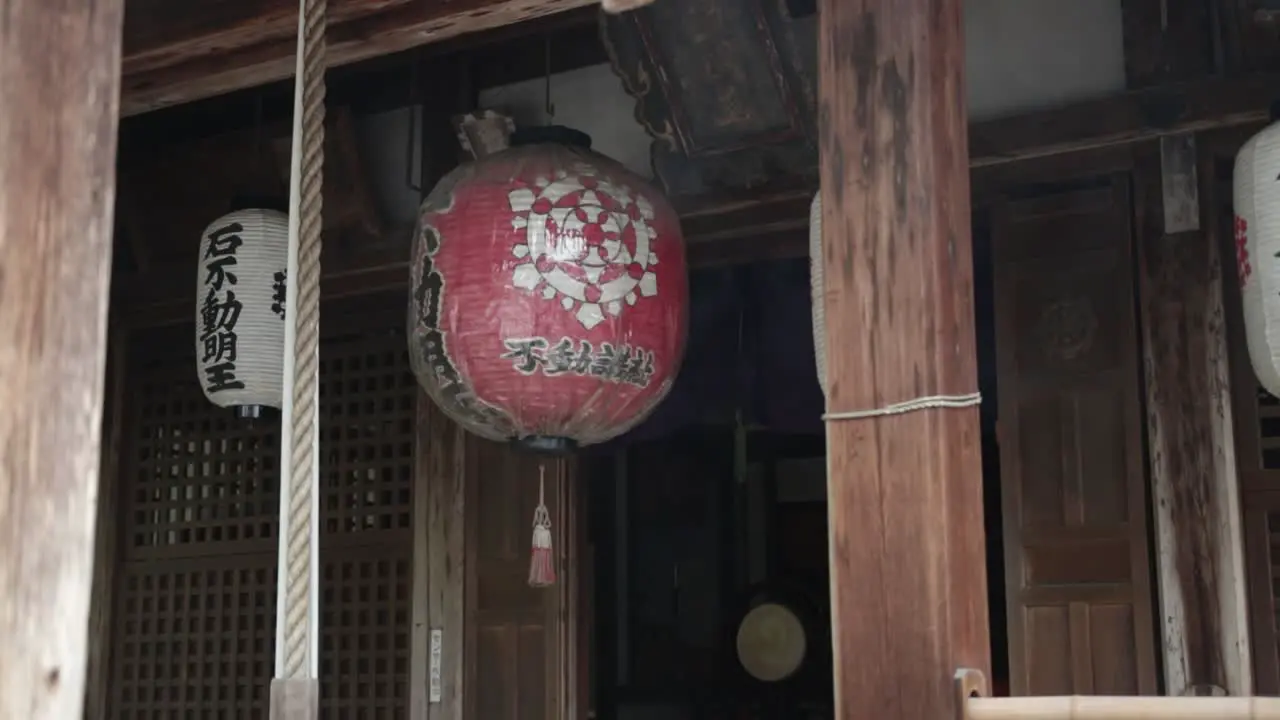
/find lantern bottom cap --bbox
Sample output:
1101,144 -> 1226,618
234,404 -> 278,423
514,435 -> 579,455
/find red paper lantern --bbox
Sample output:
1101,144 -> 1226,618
408,131 -> 688,450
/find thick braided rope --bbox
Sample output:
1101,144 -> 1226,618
282,0 -> 326,680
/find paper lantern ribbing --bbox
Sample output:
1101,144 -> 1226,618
809,192 -> 826,396
1235,122 -> 1280,397
408,137 -> 688,449
196,208 -> 290,411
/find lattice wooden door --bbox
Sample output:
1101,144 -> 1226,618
110,307 -> 416,720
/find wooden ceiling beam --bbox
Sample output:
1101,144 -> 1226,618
113,67 -> 1280,326
969,72 -> 1277,167
120,0 -> 595,116
123,0 -> 412,77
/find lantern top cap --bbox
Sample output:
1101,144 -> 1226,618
229,193 -> 289,214
510,125 -> 592,150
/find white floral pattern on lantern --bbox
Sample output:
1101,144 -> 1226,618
507,168 -> 659,330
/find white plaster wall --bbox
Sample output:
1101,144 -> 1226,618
465,0 -> 1128,143
355,106 -> 423,233
355,0 -> 1127,219
965,0 -> 1126,120
478,63 -> 655,178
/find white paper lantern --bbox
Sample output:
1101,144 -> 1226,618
810,192 -> 827,396
195,208 -> 289,410
1235,123 -> 1280,397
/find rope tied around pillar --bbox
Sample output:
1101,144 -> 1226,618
822,393 -> 982,422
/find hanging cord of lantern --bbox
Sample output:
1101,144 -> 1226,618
280,0 -> 326,682
521,37 -> 559,591
599,0 -> 657,13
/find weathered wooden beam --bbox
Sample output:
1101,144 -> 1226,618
120,0 -> 596,116
1120,0 -> 1252,696
115,7 -> 601,147
818,2 -> 988,720
0,0 -> 125,719
968,73 -> 1278,167
1160,133 -> 1201,233
112,60 -> 1280,324
123,0 -> 411,76
1136,139 -> 1252,697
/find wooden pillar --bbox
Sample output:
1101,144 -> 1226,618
0,1 -> 125,719
84,322 -> 128,720
410,395 -> 467,720
1119,0 -> 1252,695
817,1 -> 990,718
1136,139 -> 1251,696
409,70 -> 474,720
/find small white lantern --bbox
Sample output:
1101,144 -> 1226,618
1235,123 -> 1280,397
810,192 -> 826,396
195,208 -> 289,412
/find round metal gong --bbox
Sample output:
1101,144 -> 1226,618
735,601 -> 808,683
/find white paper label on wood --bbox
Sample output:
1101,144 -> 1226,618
1161,134 -> 1200,234
429,628 -> 443,703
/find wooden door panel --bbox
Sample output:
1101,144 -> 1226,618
1242,492 -> 1280,693
1010,384 -> 1132,531
1021,602 -> 1141,694
465,439 -> 578,720
993,178 -> 1158,696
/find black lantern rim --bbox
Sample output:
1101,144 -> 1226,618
513,435 -> 579,455
229,193 -> 289,214
509,125 -> 592,150
233,404 -> 280,428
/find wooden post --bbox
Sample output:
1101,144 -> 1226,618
1136,139 -> 1252,696
817,1 -> 990,718
410,395 -> 467,720
0,1 -> 125,719
84,322 -> 128,720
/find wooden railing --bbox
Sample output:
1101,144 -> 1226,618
956,670 -> 1280,720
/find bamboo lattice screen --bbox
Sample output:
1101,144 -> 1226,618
109,316 -> 415,719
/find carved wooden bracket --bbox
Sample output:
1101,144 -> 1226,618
600,0 -> 819,198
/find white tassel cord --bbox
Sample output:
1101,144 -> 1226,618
528,464 -> 556,588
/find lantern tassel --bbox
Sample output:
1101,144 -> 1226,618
529,465 -> 556,588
